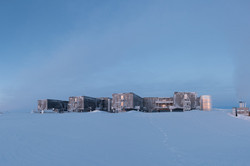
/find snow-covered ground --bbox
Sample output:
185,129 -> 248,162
0,110 -> 250,166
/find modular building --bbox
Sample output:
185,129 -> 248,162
200,95 -> 212,111
98,97 -> 112,112
38,99 -> 68,113
112,92 -> 143,112
173,92 -> 197,111
143,97 -> 174,112
36,91 -> 211,114
196,97 -> 201,110
143,97 -> 158,112
68,96 -> 101,112
155,97 -> 174,111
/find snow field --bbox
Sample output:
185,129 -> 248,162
0,110 -> 250,166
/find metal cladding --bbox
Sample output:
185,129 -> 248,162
98,97 -> 112,112
68,96 -> 101,112
173,92 -> 197,111
196,97 -> 201,109
37,99 -> 68,112
200,95 -> 212,111
155,97 -> 174,111
143,97 -> 158,112
143,97 -> 174,112
112,92 -> 143,112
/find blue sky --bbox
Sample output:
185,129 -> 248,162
0,0 -> 250,111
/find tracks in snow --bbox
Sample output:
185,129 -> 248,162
146,115 -> 185,165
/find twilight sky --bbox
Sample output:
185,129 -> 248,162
0,0 -> 250,111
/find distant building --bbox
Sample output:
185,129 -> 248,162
112,93 -> 143,112
200,95 -> 212,111
233,101 -> 249,115
173,92 -> 197,111
68,96 -> 101,112
143,97 -> 158,112
239,101 -> 248,110
143,97 -> 174,112
37,91 -> 211,113
155,97 -> 174,111
37,99 -> 68,113
98,97 -> 112,112
196,97 -> 201,110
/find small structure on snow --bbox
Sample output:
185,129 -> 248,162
233,101 -> 249,116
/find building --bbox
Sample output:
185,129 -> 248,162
36,91 -> 211,113
155,97 -> 174,111
233,101 -> 249,116
112,92 -> 143,112
200,95 -> 212,111
196,97 -> 201,110
173,92 -> 198,111
98,97 -> 112,112
239,101 -> 247,110
37,99 -> 68,113
143,97 -> 158,112
68,96 -> 101,112
143,97 -> 174,112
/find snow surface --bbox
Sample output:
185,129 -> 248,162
0,110 -> 250,166
229,112 -> 250,122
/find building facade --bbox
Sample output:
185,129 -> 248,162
68,96 -> 101,112
37,99 -> 68,113
173,92 -> 198,111
200,95 -> 212,111
98,97 -> 112,112
143,97 -> 174,112
112,93 -> 143,112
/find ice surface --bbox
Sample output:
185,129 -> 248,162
0,110 -> 250,166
